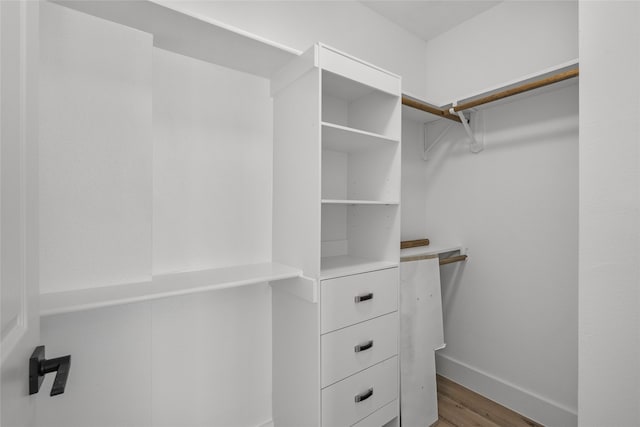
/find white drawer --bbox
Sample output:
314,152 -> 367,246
351,400 -> 398,427
321,268 -> 398,333
318,45 -> 400,96
321,356 -> 398,427
322,312 -> 398,388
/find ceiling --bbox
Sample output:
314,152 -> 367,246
361,1 -> 502,42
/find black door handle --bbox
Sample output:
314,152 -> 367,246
29,345 -> 71,396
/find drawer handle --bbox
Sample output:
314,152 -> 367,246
354,292 -> 373,303
354,387 -> 374,403
354,340 -> 374,353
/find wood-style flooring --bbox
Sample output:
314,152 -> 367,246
433,375 -> 544,427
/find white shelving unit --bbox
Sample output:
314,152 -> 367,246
41,4 -> 403,425
40,263 -> 302,316
272,43 -> 402,427
39,1 -> 306,318
318,52 -> 401,280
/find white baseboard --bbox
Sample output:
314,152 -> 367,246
257,419 -> 274,427
436,353 -> 577,427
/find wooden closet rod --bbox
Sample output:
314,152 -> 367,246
400,238 -> 430,249
439,255 -> 467,266
400,254 -> 468,265
401,66 -> 579,122
402,97 -> 462,123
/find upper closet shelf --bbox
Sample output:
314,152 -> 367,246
451,59 -> 579,112
322,122 -> 399,152
40,262 -> 303,316
53,0 -> 299,78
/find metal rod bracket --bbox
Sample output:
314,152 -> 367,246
450,103 -> 484,154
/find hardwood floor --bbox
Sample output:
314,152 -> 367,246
433,375 -> 544,427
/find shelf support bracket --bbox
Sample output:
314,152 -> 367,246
450,103 -> 484,154
423,121 -> 454,161
270,275 -> 317,303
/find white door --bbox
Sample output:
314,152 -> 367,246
1,1 -> 40,426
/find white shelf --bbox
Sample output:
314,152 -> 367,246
453,59 -> 579,107
320,255 -> 398,280
322,122 -> 398,153
400,244 -> 465,260
40,262 -> 302,316
53,0 -> 298,78
322,199 -> 399,205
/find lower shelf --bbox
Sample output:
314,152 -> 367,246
40,262 -> 302,316
320,255 -> 398,280
400,243 -> 465,260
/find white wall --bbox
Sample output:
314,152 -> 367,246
400,117 -> 429,241
39,0 -> 153,293
37,286 -> 273,427
159,0 -> 429,98
38,4 -> 274,426
578,2 -> 640,426
152,47 -> 273,275
409,85 -> 579,426
409,3 -> 580,425
424,0 -> 578,105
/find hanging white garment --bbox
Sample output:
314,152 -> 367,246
399,256 -> 445,426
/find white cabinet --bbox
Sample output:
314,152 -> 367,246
272,44 -> 401,427
319,268 -> 400,426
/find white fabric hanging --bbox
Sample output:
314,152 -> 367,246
400,256 -> 445,426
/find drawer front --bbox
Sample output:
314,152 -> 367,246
351,400 -> 398,427
322,312 -> 398,388
321,268 -> 398,333
321,356 -> 398,427
318,45 -> 400,96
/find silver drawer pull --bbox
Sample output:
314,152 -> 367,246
354,292 -> 373,303
354,340 -> 374,353
354,387 -> 374,403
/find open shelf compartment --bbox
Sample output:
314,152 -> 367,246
322,135 -> 400,202
321,70 -> 401,139
321,204 -> 399,278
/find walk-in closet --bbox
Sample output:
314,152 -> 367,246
2,1 -> 639,427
